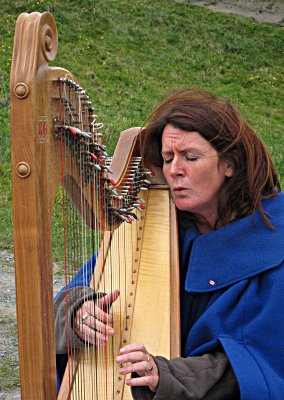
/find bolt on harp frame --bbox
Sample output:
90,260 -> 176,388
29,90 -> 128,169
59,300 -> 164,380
10,11 -> 180,400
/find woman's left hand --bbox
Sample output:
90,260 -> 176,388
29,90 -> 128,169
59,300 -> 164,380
116,343 -> 159,392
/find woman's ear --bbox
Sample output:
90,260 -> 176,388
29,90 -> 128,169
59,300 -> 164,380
225,162 -> 234,177
221,160 -> 234,178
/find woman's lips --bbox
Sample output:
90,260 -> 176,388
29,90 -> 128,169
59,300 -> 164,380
173,187 -> 189,194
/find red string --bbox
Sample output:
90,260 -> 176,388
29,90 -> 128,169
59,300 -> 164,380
102,130 -> 108,145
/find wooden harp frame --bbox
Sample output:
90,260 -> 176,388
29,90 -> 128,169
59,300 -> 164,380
10,12 -> 180,400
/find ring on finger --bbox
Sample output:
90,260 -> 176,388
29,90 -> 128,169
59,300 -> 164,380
81,313 -> 88,325
148,365 -> 153,373
145,353 -> 150,362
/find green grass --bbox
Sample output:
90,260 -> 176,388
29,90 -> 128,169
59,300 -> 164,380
0,316 -> 19,391
0,0 -> 283,253
0,358 -> 19,391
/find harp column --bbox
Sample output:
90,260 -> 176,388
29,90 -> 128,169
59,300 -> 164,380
10,12 -> 58,399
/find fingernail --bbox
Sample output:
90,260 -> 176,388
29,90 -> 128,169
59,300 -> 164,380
116,356 -> 122,362
109,328 -> 114,335
119,368 -> 126,374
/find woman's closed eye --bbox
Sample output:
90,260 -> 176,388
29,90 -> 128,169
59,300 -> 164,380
186,156 -> 199,162
163,155 -> 199,164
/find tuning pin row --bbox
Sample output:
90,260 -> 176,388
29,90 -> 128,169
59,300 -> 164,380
82,151 -> 97,161
132,203 -> 145,213
104,165 -> 113,174
106,186 -> 123,200
65,126 -> 92,139
145,169 -> 155,177
89,143 -> 108,158
61,78 -> 84,93
80,92 -> 90,101
108,206 -> 132,223
82,152 -> 102,172
84,161 -> 102,172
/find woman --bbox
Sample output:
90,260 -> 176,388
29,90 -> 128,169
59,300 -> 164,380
113,89 -> 284,399
55,89 -> 284,399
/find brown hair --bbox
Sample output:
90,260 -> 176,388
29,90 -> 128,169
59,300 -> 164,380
141,89 -> 281,229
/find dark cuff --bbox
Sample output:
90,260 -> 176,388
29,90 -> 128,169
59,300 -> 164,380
153,352 -> 239,400
131,352 -> 239,400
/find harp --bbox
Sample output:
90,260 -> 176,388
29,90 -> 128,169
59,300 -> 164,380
10,12 -> 180,400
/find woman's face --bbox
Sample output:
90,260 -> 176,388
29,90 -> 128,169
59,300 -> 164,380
162,124 -> 233,225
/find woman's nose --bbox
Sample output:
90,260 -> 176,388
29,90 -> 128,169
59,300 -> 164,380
169,158 -> 184,177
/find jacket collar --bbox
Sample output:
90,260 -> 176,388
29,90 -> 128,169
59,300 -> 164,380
182,193 -> 284,293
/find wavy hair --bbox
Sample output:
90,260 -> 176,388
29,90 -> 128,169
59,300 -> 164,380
141,89 -> 281,229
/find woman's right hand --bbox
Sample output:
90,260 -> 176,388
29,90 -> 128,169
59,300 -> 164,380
73,289 -> 120,346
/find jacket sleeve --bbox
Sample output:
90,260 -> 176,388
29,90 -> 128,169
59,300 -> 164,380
131,351 -> 239,400
54,286 -> 97,354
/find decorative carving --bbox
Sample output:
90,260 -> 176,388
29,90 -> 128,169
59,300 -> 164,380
10,12 -> 58,87
16,162 -> 31,178
40,18 -> 57,62
14,82 -> 29,99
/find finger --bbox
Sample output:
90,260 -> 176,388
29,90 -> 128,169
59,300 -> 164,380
87,314 -> 115,336
116,350 -> 149,365
118,343 -> 146,356
119,360 -> 149,376
97,289 -> 120,308
83,300 -> 96,316
74,313 -> 115,336
126,373 -> 159,393
125,375 -> 156,387
74,324 -> 111,346
94,305 -> 114,324
75,313 -> 115,336
77,326 -> 108,346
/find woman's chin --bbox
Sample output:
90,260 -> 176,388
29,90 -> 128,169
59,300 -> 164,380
174,200 -> 194,213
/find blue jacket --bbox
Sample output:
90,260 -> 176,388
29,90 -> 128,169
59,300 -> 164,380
180,193 -> 284,399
